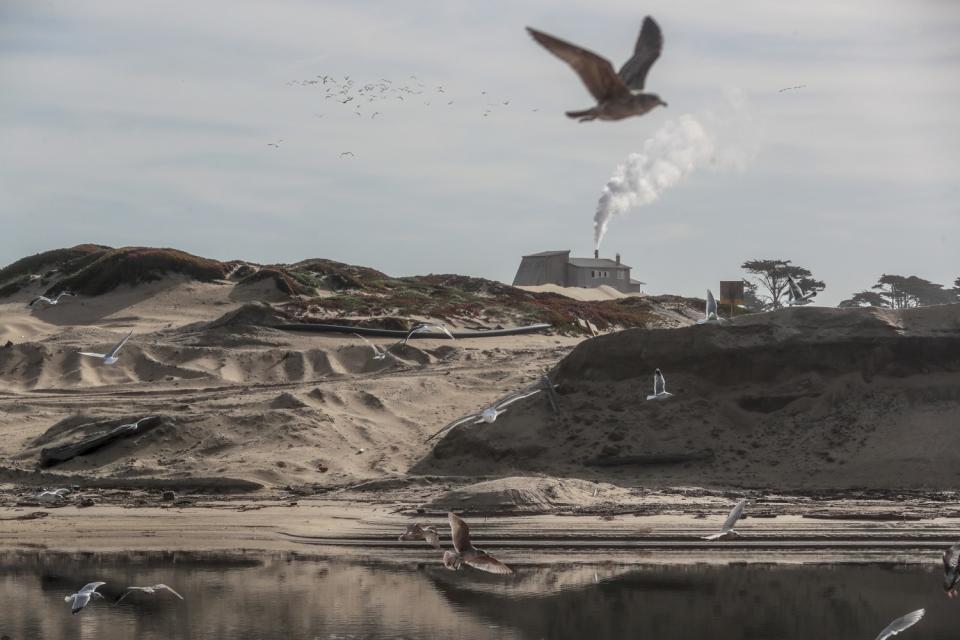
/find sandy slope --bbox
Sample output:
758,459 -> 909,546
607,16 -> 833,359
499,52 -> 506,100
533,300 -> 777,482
516,284 -> 641,301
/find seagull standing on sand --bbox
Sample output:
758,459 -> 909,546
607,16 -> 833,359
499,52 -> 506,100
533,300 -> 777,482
425,385 -> 546,442
646,368 -> 673,401
786,275 -> 815,306
943,542 -> 960,597
702,499 -> 748,540
697,289 -> 723,325
29,291 -> 75,307
444,513 -> 513,575
399,323 -> 455,346
398,523 -> 441,549
78,330 -> 133,365
526,17 -> 667,122
115,584 -> 184,605
65,582 -> 105,614
873,609 -> 924,640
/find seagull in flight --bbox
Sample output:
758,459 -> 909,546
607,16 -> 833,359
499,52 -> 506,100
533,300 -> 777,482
425,384 -> 545,442
873,609 -> 924,640
697,289 -> 723,325
65,582 -> 105,614
527,16 -> 667,122
398,522 -> 441,549
37,488 -> 70,501
702,499 -> 748,541
29,291 -> 75,307
777,84 -> 806,93
786,275 -> 815,306
646,368 -> 673,401
339,151 -> 355,158
352,333 -> 403,363
399,323 -> 455,346
943,542 -> 960,597
266,140 -> 283,149
115,584 -> 184,605
443,513 -> 513,575
79,330 -> 133,365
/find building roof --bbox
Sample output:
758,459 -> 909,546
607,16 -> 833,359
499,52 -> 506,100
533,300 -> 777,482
567,257 -> 631,269
523,250 -> 570,258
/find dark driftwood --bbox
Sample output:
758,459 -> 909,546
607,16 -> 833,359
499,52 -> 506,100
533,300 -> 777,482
40,416 -> 165,467
585,452 -> 715,467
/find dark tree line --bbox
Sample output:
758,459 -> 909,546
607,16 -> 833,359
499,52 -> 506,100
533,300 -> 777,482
740,259 -> 825,311
839,274 -> 960,309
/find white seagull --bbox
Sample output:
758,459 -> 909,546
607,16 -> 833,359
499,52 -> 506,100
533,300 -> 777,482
646,368 -> 673,401
29,291 -> 75,307
115,584 -> 184,605
697,289 -> 723,324
398,522 -> 441,549
65,582 -> 106,614
399,323 -> 455,346
873,609 -> 924,640
112,416 -> 157,435
79,330 -> 133,365
426,385 -> 546,442
786,275 -> 815,306
37,488 -> 70,501
702,499 -> 748,540
352,333 -> 403,362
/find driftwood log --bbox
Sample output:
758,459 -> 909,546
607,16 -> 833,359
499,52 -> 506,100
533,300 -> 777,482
585,451 -> 715,467
40,416 -> 165,467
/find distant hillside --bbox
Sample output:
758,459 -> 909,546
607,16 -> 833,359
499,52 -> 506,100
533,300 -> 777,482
0,245 -> 704,332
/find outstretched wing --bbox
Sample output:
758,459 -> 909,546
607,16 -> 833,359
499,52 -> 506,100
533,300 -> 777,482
108,330 -> 134,357
79,581 -> 106,594
438,325 -> 455,340
448,512 -> 472,554
494,388 -> 542,411
155,584 -> 184,600
706,289 -> 718,317
654,369 -> 666,395
71,592 -> 91,612
721,499 -> 747,533
617,16 -> 664,91
464,551 -> 513,575
352,332 -> 378,354
423,528 -> 441,549
29,296 -> 47,306
875,609 -> 924,640
78,352 -> 106,359
425,413 -> 481,442
527,27 -> 630,102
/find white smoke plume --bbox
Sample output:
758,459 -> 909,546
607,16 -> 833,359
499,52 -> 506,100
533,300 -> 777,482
593,90 -> 756,250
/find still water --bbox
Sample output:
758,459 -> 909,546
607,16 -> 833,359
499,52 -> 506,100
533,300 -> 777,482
0,552 -> 954,639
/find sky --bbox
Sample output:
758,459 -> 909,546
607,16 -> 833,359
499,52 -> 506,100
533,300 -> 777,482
1,0 -> 958,305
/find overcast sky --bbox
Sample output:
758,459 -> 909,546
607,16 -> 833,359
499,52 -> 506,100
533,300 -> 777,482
1,0 -> 958,304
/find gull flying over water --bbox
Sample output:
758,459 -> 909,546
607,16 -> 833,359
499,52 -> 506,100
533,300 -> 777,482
646,368 -> 673,401
115,584 -> 184,605
697,289 -> 723,325
65,582 -> 105,614
943,542 -> 960,597
443,512 -> 513,575
526,16 -> 667,122
786,275 -> 814,306
702,499 -> 747,540
398,522 -> 441,549
873,609 -> 924,640
37,488 -> 70,501
79,330 -> 133,365
426,383 -> 547,442
29,291 -> 75,307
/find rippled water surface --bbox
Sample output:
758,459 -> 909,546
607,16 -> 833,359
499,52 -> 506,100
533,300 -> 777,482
0,553 -> 955,639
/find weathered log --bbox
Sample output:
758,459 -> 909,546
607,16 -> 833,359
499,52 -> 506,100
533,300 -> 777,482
40,416 -> 165,467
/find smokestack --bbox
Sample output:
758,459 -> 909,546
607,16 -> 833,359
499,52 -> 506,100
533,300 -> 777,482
616,253 -> 620,265
594,249 -> 599,259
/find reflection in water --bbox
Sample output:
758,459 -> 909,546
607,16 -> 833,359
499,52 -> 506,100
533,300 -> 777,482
0,552 -> 952,639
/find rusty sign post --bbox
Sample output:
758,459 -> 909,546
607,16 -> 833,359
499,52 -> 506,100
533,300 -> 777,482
719,281 -> 745,319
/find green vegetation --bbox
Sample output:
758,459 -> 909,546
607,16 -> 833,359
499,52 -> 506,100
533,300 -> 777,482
0,244 -> 109,295
839,274 -> 959,308
56,247 -> 230,295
